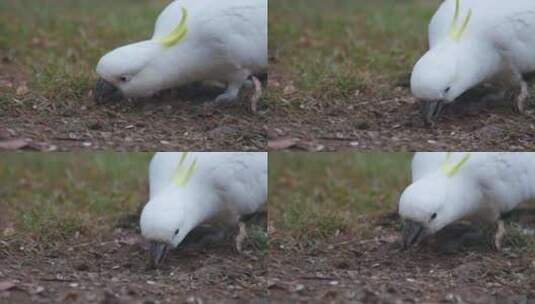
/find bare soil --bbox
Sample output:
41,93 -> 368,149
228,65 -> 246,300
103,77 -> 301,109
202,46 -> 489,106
0,232 -> 267,304
268,212 -> 535,304
267,71 -> 535,152
0,53 -> 266,152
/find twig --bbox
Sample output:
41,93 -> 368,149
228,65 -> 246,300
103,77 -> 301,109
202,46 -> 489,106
52,137 -> 84,142
318,136 -> 359,141
40,277 -> 74,283
299,276 -> 337,281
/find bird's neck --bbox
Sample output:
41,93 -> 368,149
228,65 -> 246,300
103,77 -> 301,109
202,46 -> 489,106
438,176 -> 484,224
155,42 -> 208,86
177,184 -> 220,233
454,40 -> 502,86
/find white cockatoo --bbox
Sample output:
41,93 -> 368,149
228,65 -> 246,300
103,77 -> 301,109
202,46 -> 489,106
399,152 -> 535,249
411,0 -> 535,123
140,152 -> 267,266
95,0 -> 267,106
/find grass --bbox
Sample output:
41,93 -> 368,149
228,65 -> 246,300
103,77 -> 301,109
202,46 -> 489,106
269,0 -> 437,102
506,223 -> 535,250
269,153 -> 412,240
0,0 -> 167,103
269,153 -> 535,252
0,0 -> 521,104
249,224 -> 269,253
0,153 -> 152,245
0,153 -> 269,254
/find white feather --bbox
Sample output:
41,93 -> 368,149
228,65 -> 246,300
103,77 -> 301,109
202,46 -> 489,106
96,0 -> 267,99
411,0 -> 535,103
140,152 -> 267,247
400,152 -> 535,234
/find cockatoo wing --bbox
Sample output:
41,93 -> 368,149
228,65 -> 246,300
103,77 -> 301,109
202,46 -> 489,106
488,10 -> 535,73
210,153 -> 267,216
200,1 -> 268,72
152,0 -> 266,69
470,153 -> 535,213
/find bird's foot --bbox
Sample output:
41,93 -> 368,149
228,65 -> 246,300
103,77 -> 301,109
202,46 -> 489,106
243,75 -> 262,113
512,81 -> 529,114
211,75 -> 261,112
234,222 -> 248,254
200,90 -> 239,113
214,92 -> 239,105
213,81 -> 242,106
493,220 -> 506,251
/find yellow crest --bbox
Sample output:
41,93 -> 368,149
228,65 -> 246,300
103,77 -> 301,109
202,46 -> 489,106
448,0 -> 472,42
441,152 -> 470,177
159,7 -> 189,47
172,152 -> 198,187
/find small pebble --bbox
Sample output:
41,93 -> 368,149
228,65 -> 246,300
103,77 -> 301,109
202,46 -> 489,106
74,263 -> 89,271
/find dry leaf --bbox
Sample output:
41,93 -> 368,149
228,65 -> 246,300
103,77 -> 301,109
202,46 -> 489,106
283,84 -> 297,96
0,281 -> 16,291
2,227 -> 15,237
0,80 -> 13,89
119,235 -> 142,246
268,138 -> 298,150
63,291 -> 79,302
34,286 -> 45,294
16,84 -> 29,96
0,128 -> 14,140
0,139 -> 28,150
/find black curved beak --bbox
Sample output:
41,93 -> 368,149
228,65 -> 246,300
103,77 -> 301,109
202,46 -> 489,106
94,78 -> 123,104
420,100 -> 446,125
402,219 -> 428,249
149,241 -> 170,268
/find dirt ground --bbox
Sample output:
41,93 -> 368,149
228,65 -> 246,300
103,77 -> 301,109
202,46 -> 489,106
267,70 -> 535,152
268,212 -> 535,304
0,53 -> 267,152
0,221 -> 267,304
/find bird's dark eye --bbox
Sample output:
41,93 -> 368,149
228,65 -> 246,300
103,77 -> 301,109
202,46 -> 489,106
119,76 -> 129,82
430,213 -> 437,220
444,87 -> 451,94
174,229 -> 179,236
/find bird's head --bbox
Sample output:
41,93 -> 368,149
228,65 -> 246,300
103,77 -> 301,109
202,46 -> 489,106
411,41 -> 487,123
398,177 -> 452,248
95,41 -> 164,102
411,43 -> 463,104
140,188 -> 190,267
140,152 -> 200,267
399,153 -> 478,248
95,7 -> 190,103
410,0 -> 477,122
